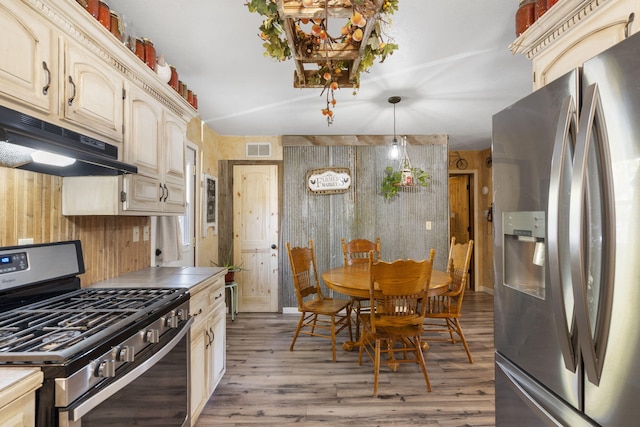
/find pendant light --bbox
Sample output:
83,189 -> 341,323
388,96 -> 401,159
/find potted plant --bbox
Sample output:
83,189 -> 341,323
381,165 -> 430,200
211,249 -> 248,282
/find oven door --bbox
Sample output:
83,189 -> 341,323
58,318 -> 192,427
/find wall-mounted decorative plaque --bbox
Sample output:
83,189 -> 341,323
306,168 -> 351,194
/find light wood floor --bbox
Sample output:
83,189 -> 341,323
195,291 -> 495,427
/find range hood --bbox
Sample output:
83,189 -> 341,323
0,105 -> 137,176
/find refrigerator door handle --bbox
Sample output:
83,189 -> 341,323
548,95 -> 579,372
570,83 -> 616,386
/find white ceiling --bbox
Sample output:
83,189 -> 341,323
107,0 -> 533,151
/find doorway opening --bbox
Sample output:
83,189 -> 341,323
449,171 -> 477,289
218,160 -> 283,312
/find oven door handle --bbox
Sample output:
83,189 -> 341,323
63,317 -> 193,423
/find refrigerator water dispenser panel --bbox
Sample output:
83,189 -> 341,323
502,211 -> 546,299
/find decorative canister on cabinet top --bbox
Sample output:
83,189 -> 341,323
109,11 -> 123,42
169,65 -> 179,92
142,38 -> 156,71
534,0 -> 548,20
135,38 -> 145,62
84,0 -> 99,19
98,2 -> 111,31
516,0 -> 535,36
156,55 -> 172,83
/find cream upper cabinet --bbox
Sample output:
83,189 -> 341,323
60,39 -> 124,143
121,84 -> 186,214
161,110 -> 187,214
0,0 -> 55,115
124,84 -> 162,178
512,0 -> 640,89
1,0 -> 197,216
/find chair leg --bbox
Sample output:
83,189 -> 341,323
330,314 -> 337,362
414,336 -> 432,392
373,338 -> 381,397
290,312 -> 306,351
453,318 -> 474,364
347,304 -> 353,342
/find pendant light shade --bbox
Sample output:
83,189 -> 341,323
388,96 -> 401,159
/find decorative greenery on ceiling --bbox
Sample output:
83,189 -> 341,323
245,0 -> 399,125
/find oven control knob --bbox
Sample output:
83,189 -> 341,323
165,313 -> 179,328
177,308 -> 187,321
96,360 -> 116,378
144,329 -> 160,343
117,345 -> 135,362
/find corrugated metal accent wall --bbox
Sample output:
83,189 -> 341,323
281,144 -> 449,308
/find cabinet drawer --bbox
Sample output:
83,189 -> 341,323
208,286 -> 225,312
189,290 -> 208,329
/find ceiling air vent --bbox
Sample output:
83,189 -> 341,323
246,142 -> 271,158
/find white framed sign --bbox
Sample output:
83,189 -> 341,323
306,168 -> 351,194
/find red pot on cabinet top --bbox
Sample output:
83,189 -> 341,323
516,0 -> 536,37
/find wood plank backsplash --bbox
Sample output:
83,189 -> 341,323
0,168 -> 150,286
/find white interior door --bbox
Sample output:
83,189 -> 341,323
233,165 -> 279,312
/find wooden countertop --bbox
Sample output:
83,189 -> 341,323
88,267 -> 227,291
0,368 -> 43,408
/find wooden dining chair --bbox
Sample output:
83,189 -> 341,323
358,252 -> 433,397
286,240 -> 353,362
342,237 -> 381,266
341,238 -> 381,336
424,238 -> 474,363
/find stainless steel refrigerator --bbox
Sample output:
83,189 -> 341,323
492,31 -> 640,426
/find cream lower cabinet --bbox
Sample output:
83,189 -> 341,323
0,0 -> 55,116
0,369 -> 43,427
190,273 -> 226,425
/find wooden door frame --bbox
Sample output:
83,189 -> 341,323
218,160 -> 284,306
449,169 -> 479,291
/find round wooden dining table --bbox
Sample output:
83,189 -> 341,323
321,264 -> 452,299
321,264 -> 451,351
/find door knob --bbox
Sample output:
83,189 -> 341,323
271,244 -> 277,249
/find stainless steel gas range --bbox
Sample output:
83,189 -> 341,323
0,241 -> 192,427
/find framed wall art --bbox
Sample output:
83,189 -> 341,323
202,174 -> 217,235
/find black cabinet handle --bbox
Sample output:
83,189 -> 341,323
67,75 -> 76,106
42,62 -> 51,95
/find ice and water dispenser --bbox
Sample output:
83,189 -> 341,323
502,211 -> 546,299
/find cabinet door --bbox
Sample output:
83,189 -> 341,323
161,111 -> 186,214
207,307 -> 226,396
124,84 -> 162,178
0,0 -> 54,115
122,174 -> 162,213
62,40 -> 123,143
189,323 -> 207,424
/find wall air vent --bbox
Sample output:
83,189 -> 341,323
246,142 -> 271,158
